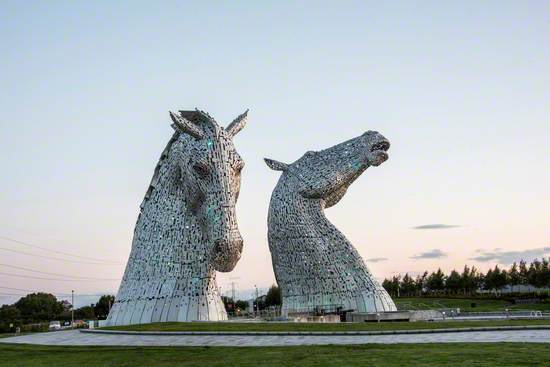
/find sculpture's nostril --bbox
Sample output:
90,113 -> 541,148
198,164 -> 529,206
213,238 -> 241,254
211,237 -> 243,272
213,239 -> 224,254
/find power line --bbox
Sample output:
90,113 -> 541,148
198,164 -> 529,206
0,292 -> 27,296
0,292 -> 98,300
0,286 -> 48,293
0,235 -> 121,264
0,271 -> 119,282
0,263 -> 120,281
0,286 -> 111,297
0,246 -> 122,266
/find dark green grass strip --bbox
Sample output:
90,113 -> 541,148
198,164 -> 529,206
103,319 -> 550,332
0,343 -> 547,367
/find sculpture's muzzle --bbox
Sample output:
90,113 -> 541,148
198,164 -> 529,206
210,235 -> 243,272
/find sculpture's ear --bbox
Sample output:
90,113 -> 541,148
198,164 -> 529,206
264,158 -> 288,171
226,109 -> 249,137
169,111 -> 204,139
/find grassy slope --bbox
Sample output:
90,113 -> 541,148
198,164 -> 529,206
0,343 -> 548,367
104,319 -> 550,332
394,297 -> 550,312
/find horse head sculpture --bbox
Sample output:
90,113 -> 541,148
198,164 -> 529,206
265,130 -> 390,208
169,110 -> 247,272
264,130 -> 396,314
107,108 -> 248,326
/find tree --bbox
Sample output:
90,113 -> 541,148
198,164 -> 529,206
382,275 -> 400,297
94,295 -> 115,319
264,285 -> 281,307
460,266 -> 480,295
15,293 -> 64,322
414,271 -> 428,296
446,270 -> 461,294
400,273 -> 416,296
528,260 -> 541,287
496,267 -> 508,290
471,267 -> 484,292
508,262 -> 521,291
484,268 -> 494,290
484,265 -> 507,292
0,305 -> 21,323
75,305 -> 95,320
541,258 -> 550,288
235,300 -> 249,311
426,269 -> 446,293
519,260 -> 529,285
0,305 -> 21,332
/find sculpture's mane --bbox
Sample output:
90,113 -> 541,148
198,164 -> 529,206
139,131 -> 180,212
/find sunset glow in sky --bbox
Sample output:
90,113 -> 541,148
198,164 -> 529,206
1,1 -> 549,306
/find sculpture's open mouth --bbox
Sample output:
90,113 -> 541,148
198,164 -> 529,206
368,139 -> 390,167
370,140 -> 390,152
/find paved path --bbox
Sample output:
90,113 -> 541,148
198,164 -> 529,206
1,329 -> 549,346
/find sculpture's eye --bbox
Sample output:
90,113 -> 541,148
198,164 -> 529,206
193,163 -> 209,178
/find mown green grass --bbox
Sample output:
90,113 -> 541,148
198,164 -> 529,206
394,297 -> 550,312
0,343 -> 547,367
103,319 -> 550,332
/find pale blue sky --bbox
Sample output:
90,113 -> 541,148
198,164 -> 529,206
1,1 -> 549,306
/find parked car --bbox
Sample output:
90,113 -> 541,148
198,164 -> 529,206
48,321 -> 61,331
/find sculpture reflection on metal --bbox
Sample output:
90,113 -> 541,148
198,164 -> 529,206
106,109 -> 248,326
265,131 -> 397,315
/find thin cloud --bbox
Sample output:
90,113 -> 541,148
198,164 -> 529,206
410,249 -> 448,259
412,224 -> 461,230
365,257 -> 388,263
470,246 -> 550,265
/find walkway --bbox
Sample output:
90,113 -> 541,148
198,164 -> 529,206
1,329 -> 549,346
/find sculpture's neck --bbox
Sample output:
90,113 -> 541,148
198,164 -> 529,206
125,162 -> 213,280
268,180 -> 335,241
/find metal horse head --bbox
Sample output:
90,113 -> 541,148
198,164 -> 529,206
264,130 -> 390,207
169,109 -> 248,272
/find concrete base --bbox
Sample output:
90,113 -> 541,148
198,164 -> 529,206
346,310 -> 444,322
290,314 -> 341,323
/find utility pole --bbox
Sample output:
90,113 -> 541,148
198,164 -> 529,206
228,277 -> 240,317
71,290 -> 74,329
254,284 -> 259,317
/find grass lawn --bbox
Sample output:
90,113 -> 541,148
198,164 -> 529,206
0,343 -> 547,367
394,297 -> 550,312
103,319 -> 550,332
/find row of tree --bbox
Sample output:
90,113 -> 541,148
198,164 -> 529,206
222,285 -> 282,314
1,286 -> 282,328
0,293 -> 114,331
382,258 -> 550,297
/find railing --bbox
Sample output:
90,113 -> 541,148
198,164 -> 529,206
451,310 -> 547,319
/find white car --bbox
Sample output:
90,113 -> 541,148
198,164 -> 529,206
48,321 -> 61,331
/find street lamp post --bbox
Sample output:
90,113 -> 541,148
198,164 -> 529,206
254,285 -> 259,318
71,290 -> 74,329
